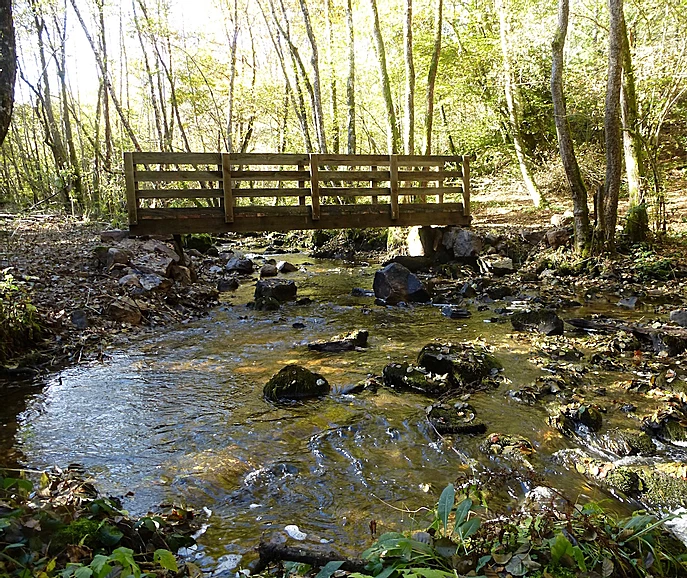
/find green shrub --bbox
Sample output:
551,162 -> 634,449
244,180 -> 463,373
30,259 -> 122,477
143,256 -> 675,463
0,271 -> 43,362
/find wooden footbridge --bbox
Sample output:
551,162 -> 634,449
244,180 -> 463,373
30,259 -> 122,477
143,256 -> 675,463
125,152 -> 472,236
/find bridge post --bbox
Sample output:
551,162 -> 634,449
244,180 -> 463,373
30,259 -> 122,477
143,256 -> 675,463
389,154 -> 399,220
221,154 -> 234,223
124,152 -> 138,225
309,153 -> 321,220
462,156 -> 471,217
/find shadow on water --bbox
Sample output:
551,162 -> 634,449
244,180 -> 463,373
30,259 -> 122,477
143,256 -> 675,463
3,255 -> 679,567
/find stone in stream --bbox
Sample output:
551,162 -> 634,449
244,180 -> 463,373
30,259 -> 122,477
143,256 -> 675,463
670,309 -> 687,328
107,298 -> 142,325
263,365 -> 330,402
260,264 -> 279,278
600,428 -> 656,457
641,405 -> 687,444
511,309 -> 564,336
226,257 -> 255,274
548,402 -> 603,435
382,363 -> 453,397
307,329 -> 369,352
480,432 -> 534,458
649,331 -> 687,357
373,262 -> 430,305
416,342 -> 501,390
277,260 -> 298,273
426,401 -> 486,435
255,279 -> 297,302
441,306 -> 472,319
217,276 -> 240,292
443,228 -> 483,258
70,309 -> 89,329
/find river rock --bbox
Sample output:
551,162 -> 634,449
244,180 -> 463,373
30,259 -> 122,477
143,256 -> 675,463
277,261 -> 298,273
260,264 -> 279,278
308,330 -> 368,352
443,228 -> 482,258
226,257 -> 255,274
548,402 -> 603,435
649,331 -> 687,357
670,309 -> 687,328
481,256 -> 514,276
255,279 -> 297,302
107,298 -> 142,325
169,263 -> 194,285
480,432 -> 534,458
511,310 -> 564,336
218,276 -> 240,292
426,401 -> 486,435
441,306 -> 472,319
263,365 -> 330,402
416,342 -> 501,390
521,486 -> 570,517
140,273 -> 173,293
642,406 -> 687,444
600,428 -> 656,457
100,229 -> 129,242
184,233 -> 214,254
382,363 -> 452,396
70,309 -> 89,329
118,273 -> 142,288
386,255 -> 433,273
373,262 -> 430,305
545,228 -> 570,249
485,284 -> 515,300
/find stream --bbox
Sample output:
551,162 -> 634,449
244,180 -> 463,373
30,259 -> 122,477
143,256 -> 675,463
2,253 -> 684,571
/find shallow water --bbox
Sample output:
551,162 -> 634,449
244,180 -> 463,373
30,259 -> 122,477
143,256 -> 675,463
3,255 -> 683,569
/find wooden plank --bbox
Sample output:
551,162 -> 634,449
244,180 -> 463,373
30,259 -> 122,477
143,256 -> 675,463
397,170 -> 464,180
233,188 -> 311,198
124,152 -> 138,225
227,152 -> 309,165
370,165 -> 379,204
310,154 -> 321,220
313,154 -> 389,165
230,170 -> 311,181
132,152 -> 222,165
137,189 -> 223,199
130,202 -> 470,236
136,170 -> 223,182
316,170 -> 390,180
397,154 -> 462,163
222,154 -> 234,223
462,156 -> 471,217
389,155 -> 399,220
298,163 -> 306,206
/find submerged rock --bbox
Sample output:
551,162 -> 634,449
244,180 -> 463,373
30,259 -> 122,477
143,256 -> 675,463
600,428 -> 656,457
218,276 -> 240,292
642,406 -> 687,444
441,306 -> 472,319
511,310 -> 564,336
255,279 -> 297,302
426,401 -> 486,435
548,403 -> 603,435
226,257 -> 255,274
373,262 -> 430,305
382,363 -> 453,396
308,330 -> 369,352
480,432 -> 534,458
263,365 -> 330,402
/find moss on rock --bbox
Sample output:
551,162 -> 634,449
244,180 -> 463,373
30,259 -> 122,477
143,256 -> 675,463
263,365 -> 330,402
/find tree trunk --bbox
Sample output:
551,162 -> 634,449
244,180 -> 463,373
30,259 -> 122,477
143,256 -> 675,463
97,0 -> 112,168
403,0 -> 415,155
423,0 -> 442,155
603,0 -> 624,251
551,0 -> 590,254
345,0 -> 356,154
497,0 -> 543,207
225,0 -> 239,152
368,0 -> 400,154
0,0 -> 16,147
325,0 -> 339,154
298,0 -> 328,153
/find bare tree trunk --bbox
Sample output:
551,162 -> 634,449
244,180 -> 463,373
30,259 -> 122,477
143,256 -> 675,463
69,0 -> 142,151
345,0 -> 356,154
368,0 -> 400,154
298,0 -> 328,153
403,0 -> 415,155
423,0 -> 442,156
552,0 -> 590,254
0,0 -> 15,147
497,0 -> 543,207
325,0 -> 339,154
96,0 -> 112,168
224,0 -> 239,152
604,0 -> 624,251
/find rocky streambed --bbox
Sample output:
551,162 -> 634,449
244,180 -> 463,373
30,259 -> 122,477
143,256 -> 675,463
4,222 -> 687,569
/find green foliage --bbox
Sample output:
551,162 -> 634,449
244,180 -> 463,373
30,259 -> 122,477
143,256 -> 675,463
0,271 -> 43,362
633,246 -> 677,280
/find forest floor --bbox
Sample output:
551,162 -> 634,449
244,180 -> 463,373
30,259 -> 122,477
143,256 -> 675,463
1,171 -> 687,375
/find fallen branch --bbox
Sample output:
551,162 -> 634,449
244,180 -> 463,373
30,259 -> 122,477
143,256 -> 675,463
251,541 -> 367,574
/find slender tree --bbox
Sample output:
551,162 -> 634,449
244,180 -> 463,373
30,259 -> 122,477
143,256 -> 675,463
345,0 -> 356,154
0,0 -> 15,146
423,0 -> 442,155
325,0 -> 339,154
552,0 -> 590,253
403,0 -> 415,154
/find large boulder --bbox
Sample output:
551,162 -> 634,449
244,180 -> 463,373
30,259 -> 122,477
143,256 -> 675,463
107,298 -> 142,325
416,342 -> 501,390
308,330 -> 369,352
670,309 -> 687,328
511,310 -> 564,336
263,365 -> 330,402
226,257 -> 255,274
255,279 -> 297,302
442,228 -> 482,258
373,262 -> 430,305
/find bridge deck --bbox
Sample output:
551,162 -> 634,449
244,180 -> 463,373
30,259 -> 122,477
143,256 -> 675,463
125,152 -> 471,236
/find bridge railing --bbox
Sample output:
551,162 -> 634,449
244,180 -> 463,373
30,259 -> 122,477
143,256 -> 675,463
125,152 -> 471,235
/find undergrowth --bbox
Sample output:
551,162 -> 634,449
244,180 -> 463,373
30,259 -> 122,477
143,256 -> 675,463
0,270 -> 43,363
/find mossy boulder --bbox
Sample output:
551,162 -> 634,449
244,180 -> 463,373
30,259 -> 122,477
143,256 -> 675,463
601,428 -> 656,457
548,402 -> 603,435
480,432 -> 534,458
511,310 -> 564,336
263,365 -> 330,402
382,363 -> 453,396
184,233 -> 214,254
416,342 -> 501,391
642,406 -> 687,444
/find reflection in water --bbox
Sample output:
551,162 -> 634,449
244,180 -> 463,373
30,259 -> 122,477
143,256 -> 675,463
6,256 -> 677,564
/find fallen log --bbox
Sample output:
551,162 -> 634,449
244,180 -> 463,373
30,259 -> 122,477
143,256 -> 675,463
251,541 -> 368,574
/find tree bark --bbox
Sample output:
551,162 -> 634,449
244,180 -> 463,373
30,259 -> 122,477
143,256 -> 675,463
225,0 -> 239,152
368,0 -> 400,154
551,0 -> 590,253
603,0 -> 624,251
0,0 -> 16,147
403,0 -> 415,155
497,0 -> 543,207
325,0 -> 339,154
345,0 -> 356,154
423,0 -> 442,155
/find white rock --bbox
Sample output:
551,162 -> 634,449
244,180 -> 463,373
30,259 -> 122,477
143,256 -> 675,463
284,524 -> 307,540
